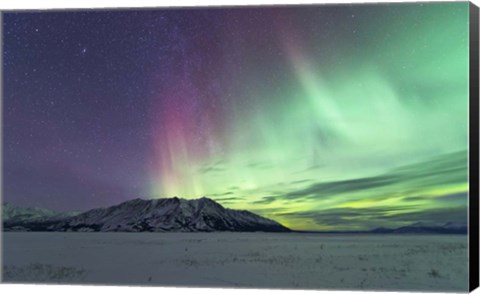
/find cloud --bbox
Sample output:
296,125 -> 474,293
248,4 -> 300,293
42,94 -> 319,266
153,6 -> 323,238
377,206 -> 467,225
252,196 -> 277,205
282,174 -> 398,200
278,150 -> 467,201
289,179 -> 312,185
277,206 -> 409,226
266,151 -> 468,230
393,152 -> 467,185
437,192 -> 468,202
403,192 -> 467,203
246,160 -> 273,170
216,197 -> 242,202
275,205 -> 467,229
198,166 -> 225,174
197,161 -> 226,174
211,191 -> 234,197
402,196 -> 427,202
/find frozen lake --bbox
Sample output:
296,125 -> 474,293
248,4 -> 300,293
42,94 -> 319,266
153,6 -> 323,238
2,232 -> 468,291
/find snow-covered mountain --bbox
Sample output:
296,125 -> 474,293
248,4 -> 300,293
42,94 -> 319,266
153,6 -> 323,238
4,197 -> 290,233
2,202 -> 77,223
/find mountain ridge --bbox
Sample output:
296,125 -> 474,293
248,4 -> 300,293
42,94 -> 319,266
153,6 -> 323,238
3,197 -> 290,233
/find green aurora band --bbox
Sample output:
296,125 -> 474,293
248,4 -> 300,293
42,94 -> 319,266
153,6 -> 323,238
149,3 -> 470,231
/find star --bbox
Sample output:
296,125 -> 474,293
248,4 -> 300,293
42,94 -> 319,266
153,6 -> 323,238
1,4 -> 470,232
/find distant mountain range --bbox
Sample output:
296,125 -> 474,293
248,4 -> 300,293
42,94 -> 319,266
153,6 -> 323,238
2,198 -> 467,234
2,202 -> 78,224
369,222 -> 467,234
2,197 -> 290,233
295,222 -> 467,234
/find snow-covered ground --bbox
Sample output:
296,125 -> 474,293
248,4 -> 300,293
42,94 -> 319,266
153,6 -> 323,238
2,232 -> 468,291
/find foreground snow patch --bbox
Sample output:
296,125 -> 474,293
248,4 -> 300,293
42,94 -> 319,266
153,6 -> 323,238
2,232 -> 468,291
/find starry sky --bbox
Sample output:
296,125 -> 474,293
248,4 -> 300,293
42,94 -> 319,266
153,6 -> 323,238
3,2 -> 470,230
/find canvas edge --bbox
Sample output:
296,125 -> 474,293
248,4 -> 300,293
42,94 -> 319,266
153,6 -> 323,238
469,1 -> 480,292
0,10 -> 4,284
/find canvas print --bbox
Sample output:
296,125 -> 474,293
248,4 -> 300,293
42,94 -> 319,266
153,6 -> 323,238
1,1 -> 478,292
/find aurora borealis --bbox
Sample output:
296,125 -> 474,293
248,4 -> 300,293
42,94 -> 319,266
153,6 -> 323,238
3,2 -> 470,230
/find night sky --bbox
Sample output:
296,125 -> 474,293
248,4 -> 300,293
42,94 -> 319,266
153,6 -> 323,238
3,2 -> 469,230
